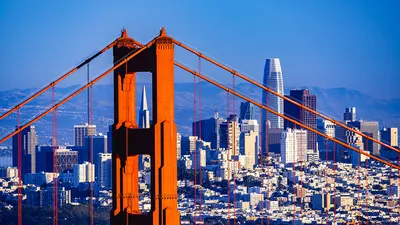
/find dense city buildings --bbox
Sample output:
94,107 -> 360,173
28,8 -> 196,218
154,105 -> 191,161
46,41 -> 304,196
262,58 -> 284,155
347,120 -> 380,155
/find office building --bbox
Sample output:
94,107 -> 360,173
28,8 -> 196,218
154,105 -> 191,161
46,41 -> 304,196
240,119 -> 259,157
240,101 -> 254,121
12,126 -> 38,177
73,161 -> 95,187
193,114 -> 225,149
317,119 -> 336,159
344,107 -> 356,122
281,129 -> 307,164
97,153 -> 112,188
54,147 -> 78,173
192,148 -> 206,170
139,85 -> 150,128
380,127 -> 399,160
239,130 -> 258,170
284,89 -> 317,151
83,133 -> 107,164
220,114 -> 240,156
347,120 -> 379,155
177,133 -> 182,159
73,123 -> 96,146
262,58 -> 284,155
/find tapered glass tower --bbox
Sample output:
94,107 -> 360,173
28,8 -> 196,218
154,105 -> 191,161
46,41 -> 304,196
261,58 -> 284,155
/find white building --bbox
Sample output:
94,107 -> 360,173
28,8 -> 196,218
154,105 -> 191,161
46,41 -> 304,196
73,162 -> 95,186
281,129 -> 308,164
73,123 -> 96,146
97,153 -> 112,188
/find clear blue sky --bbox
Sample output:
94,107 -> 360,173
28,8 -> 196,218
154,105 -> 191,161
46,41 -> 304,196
0,0 -> 399,99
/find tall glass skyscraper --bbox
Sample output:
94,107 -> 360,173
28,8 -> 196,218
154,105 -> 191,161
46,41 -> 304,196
261,58 -> 284,155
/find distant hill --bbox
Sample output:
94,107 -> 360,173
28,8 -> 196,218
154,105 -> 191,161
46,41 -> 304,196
0,83 -> 399,145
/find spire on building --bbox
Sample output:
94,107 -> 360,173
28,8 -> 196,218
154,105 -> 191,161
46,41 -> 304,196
139,85 -> 150,128
140,86 -> 148,111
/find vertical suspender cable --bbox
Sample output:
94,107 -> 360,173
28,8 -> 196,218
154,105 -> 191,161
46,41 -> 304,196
17,109 -> 22,225
87,63 -> 94,225
365,141 -> 369,224
232,74 -> 234,225
193,67 -> 197,223
198,56 -> 203,222
52,86 -> 58,225
333,142 -> 336,223
358,140 -> 361,222
226,79 -> 230,225
325,139 -> 329,225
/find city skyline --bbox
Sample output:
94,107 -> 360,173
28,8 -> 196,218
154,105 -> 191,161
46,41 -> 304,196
0,1 -> 399,99
0,2 -> 399,224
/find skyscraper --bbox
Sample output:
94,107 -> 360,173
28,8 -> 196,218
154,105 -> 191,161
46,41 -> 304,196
240,101 -> 254,121
262,58 -> 284,155
193,115 -> 225,149
284,89 -> 317,151
344,107 -> 356,122
73,162 -> 95,187
12,126 -> 38,177
380,127 -> 398,160
73,123 -> 96,146
347,120 -> 379,155
220,114 -> 240,156
139,85 -> 150,129
97,153 -> 112,188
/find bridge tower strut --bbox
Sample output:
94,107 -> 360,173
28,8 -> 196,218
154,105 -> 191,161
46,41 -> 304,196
111,28 -> 180,225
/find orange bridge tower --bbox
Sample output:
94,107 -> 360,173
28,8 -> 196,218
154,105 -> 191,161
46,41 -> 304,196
111,28 -> 180,225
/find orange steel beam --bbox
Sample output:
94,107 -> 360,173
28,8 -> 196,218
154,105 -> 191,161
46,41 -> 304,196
0,39 -> 118,121
175,62 -> 400,171
172,39 -> 400,155
0,39 -> 156,145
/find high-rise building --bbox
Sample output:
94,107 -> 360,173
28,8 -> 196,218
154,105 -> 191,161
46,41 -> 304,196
97,153 -> 112,188
177,133 -> 182,159
192,148 -> 206,169
336,127 -> 365,163
139,85 -> 150,129
107,125 -> 112,153
83,133 -> 107,163
220,114 -> 240,156
262,58 -> 284,155
280,129 -> 307,164
284,89 -> 317,151
239,130 -> 258,170
73,161 -> 95,187
12,126 -> 38,177
240,119 -> 259,157
317,119 -> 336,159
347,120 -> 379,155
54,147 -> 78,173
344,107 -> 356,122
239,101 -> 254,121
73,123 -> 96,146
192,115 -> 225,149
380,127 -> 399,160
181,136 -> 198,156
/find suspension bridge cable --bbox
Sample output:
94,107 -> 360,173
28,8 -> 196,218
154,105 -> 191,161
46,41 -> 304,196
171,39 -> 400,155
0,38 -> 157,145
0,40 -> 118,121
